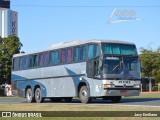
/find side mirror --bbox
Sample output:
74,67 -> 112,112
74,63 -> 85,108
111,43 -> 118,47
98,55 -> 103,70
98,59 -> 103,70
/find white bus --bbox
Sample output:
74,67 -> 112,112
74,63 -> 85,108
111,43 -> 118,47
12,40 -> 141,103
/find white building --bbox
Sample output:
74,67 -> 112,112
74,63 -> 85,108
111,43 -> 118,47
0,0 -> 18,38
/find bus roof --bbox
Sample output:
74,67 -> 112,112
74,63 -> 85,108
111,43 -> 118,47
13,39 -> 135,57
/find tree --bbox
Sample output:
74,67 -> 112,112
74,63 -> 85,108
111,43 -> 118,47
139,47 -> 160,83
0,35 -> 23,84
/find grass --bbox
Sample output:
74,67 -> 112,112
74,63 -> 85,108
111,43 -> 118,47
0,96 -> 25,100
0,103 -> 160,111
124,92 -> 160,98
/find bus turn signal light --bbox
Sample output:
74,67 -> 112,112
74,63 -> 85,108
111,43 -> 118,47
103,84 -> 115,88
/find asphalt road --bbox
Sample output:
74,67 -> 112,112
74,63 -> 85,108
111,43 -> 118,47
0,98 -> 160,107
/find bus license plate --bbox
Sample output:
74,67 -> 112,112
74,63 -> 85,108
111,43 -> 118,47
120,90 -> 127,94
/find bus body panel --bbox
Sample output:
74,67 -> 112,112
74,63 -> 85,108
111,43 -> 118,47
12,74 -> 141,98
12,62 -> 89,98
12,62 -> 86,81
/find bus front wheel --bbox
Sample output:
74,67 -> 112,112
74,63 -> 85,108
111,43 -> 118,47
79,86 -> 91,104
26,88 -> 35,103
35,88 -> 44,103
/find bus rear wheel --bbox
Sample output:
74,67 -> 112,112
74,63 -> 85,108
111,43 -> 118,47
79,86 -> 91,104
35,88 -> 44,103
26,88 -> 35,103
110,96 -> 121,103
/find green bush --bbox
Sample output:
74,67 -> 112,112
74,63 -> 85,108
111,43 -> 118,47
152,85 -> 158,91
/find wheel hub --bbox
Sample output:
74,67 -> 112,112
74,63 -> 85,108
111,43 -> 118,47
27,93 -> 31,100
82,90 -> 87,97
36,92 -> 40,99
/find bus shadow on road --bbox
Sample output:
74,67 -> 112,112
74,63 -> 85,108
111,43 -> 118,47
90,98 -> 160,105
34,98 -> 160,104
18,97 -> 160,106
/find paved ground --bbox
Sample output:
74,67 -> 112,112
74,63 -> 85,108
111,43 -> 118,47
0,98 -> 160,107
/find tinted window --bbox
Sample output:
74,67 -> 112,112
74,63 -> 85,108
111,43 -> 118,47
61,48 -> 72,64
19,56 -> 28,69
29,54 -> 39,68
13,57 -> 19,70
66,48 -> 72,63
80,45 -> 86,61
102,43 -> 136,55
40,52 -> 48,66
61,49 -> 66,64
50,50 -> 60,65
73,47 -> 80,62
88,44 -> 99,59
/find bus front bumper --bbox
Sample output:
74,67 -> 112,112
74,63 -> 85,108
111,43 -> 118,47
101,88 -> 141,96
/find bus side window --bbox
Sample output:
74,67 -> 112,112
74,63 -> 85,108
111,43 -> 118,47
19,57 -> 23,69
61,49 -> 66,64
39,53 -> 43,66
66,48 -> 72,63
20,56 -> 28,69
39,52 -> 48,66
29,54 -> 39,68
50,50 -> 60,65
73,46 -> 80,62
88,44 -> 99,60
29,56 -> 33,68
80,45 -> 86,61
42,52 -> 49,66
34,55 -> 39,67
13,57 -> 19,70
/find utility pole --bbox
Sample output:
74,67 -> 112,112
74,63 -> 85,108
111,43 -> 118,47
149,77 -> 152,92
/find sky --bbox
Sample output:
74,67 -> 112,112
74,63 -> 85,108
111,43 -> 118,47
11,0 -> 160,53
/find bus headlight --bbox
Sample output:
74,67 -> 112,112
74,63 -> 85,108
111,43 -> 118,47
103,84 -> 115,89
134,84 -> 141,88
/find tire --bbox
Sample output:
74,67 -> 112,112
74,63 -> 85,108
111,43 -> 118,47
79,86 -> 91,104
64,97 -> 72,102
35,88 -> 44,103
26,88 -> 35,103
111,96 -> 121,103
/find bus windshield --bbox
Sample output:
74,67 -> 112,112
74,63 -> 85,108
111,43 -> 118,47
102,43 -> 137,55
102,56 -> 141,80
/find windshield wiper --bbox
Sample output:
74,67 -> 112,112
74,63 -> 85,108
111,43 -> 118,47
111,60 -> 123,73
